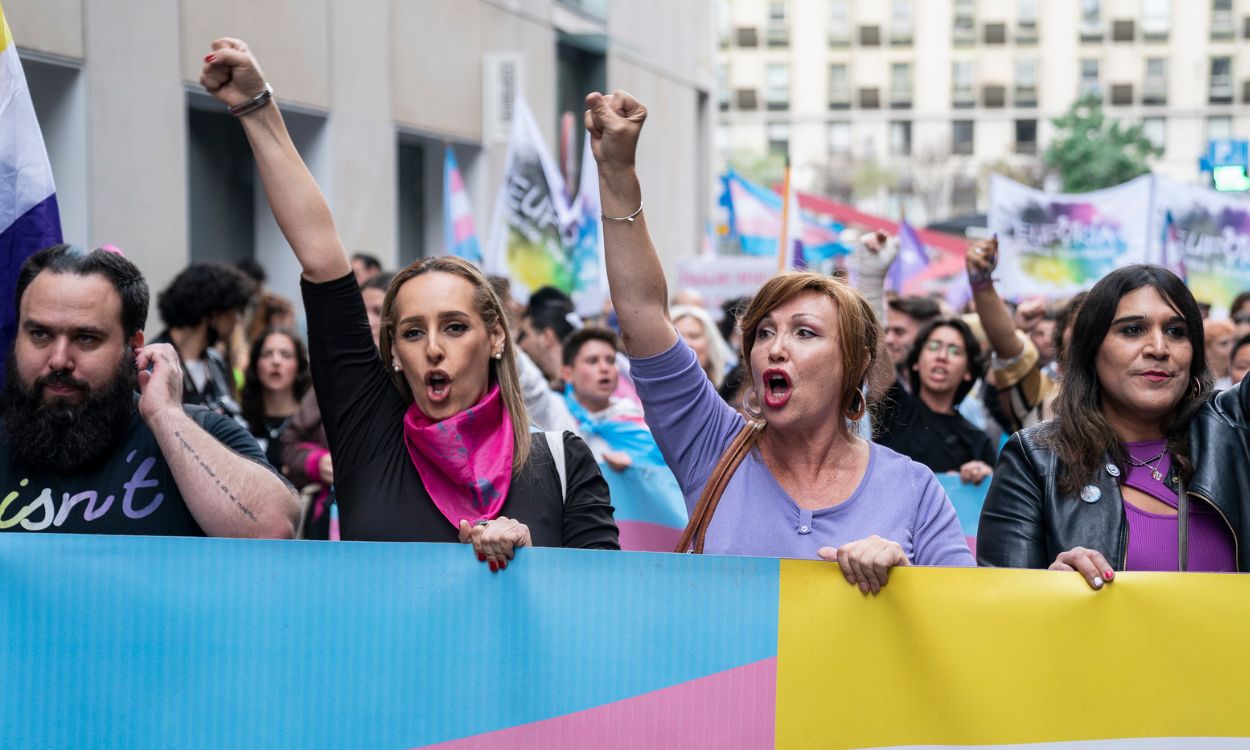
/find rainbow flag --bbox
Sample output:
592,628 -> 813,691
0,3 -> 62,367
442,146 -> 481,263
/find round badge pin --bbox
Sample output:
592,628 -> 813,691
1080,485 -> 1102,503
1106,463 -> 1121,478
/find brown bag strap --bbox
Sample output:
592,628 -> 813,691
675,421 -> 764,554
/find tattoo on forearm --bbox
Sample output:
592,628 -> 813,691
174,431 -> 259,523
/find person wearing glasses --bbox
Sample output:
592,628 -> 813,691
875,317 -> 998,485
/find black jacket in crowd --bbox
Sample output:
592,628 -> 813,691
977,376 -> 1249,571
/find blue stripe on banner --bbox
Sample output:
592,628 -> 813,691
0,534 -> 779,749
0,192 -> 62,354
936,473 -> 989,539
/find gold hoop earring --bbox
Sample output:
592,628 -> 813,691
741,388 -> 764,421
846,389 -> 866,421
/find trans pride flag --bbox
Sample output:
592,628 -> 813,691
721,171 -> 846,265
0,3 -> 62,364
442,146 -> 481,263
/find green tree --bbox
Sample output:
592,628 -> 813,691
1044,94 -> 1162,192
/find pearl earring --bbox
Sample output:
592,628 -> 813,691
494,351 -> 503,360
392,360 -> 401,372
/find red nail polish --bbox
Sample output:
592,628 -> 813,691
499,559 -> 507,570
1105,569 -> 1114,580
477,553 -> 485,562
204,54 -> 215,63
489,561 -> 497,572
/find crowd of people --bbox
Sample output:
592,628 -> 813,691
3,38 -> 1249,594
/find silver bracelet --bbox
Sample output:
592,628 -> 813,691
228,83 -> 274,117
602,202 -> 643,223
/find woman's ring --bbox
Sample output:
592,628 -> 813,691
475,520 -> 490,528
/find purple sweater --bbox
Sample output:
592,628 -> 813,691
630,338 -> 974,565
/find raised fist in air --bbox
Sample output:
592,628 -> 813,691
584,90 -> 647,172
200,38 -> 268,109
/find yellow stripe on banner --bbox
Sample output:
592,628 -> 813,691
776,562 -> 1250,749
0,2 -> 10,56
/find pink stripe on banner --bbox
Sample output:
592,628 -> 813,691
419,657 -> 777,749
618,520 -> 683,553
449,169 -> 464,192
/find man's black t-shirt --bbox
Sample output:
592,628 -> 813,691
301,272 -> 618,547
876,381 -> 997,474
0,404 -> 270,535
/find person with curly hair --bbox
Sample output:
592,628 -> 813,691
154,263 -> 255,423
241,326 -> 311,473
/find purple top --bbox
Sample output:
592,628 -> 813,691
629,337 -> 974,565
1122,439 -> 1236,572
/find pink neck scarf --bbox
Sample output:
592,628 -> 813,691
402,383 -> 515,528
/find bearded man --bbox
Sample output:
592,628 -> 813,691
0,245 -> 298,537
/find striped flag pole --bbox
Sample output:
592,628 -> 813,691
776,156 -> 792,272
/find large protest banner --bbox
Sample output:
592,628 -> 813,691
988,174 -> 1153,298
1153,175 -> 1250,313
4,534 -> 1249,749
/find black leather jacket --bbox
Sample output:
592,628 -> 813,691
978,377 -> 1249,571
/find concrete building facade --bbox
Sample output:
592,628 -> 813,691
717,0 -> 1250,224
8,0 -> 715,329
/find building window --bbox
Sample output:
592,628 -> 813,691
1081,0 -> 1103,40
1017,0 -> 1039,42
1142,117 -> 1166,151
1015,58 -> 1038,107
953,120 -> 975,155
1142,0 -> 1169,40
1080,59 -> 1101,99
1143,58 -> 1167,104
717,64 -> 730,111
1210,57 -> 1234,103
828,63 -> 851,108
952,61 -> 975,107
829,122 -> 852,156
829,0 -> 851,46
953,0 -> 976,44
890,121 -> 912,156
1015,119 -> 1038,154
766,64 -> 790,110
1208,115 -> 1233,141
1212,0 -> 1235,39
890,63 -> 912,107
767,1 -> 790,46
767,122 -> 790,156
890,0 -> 913,44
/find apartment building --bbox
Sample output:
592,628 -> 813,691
717,0 -> 1250,223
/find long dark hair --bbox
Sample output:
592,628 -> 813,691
241,327 -> 311,435
906,317 -> 985,407
1050,265 -> 1211,495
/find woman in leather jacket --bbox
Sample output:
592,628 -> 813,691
978,265 -> 1248,588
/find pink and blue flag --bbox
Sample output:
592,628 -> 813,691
721,171 -> 845,265
443,146 -> 481,263
0,4 -> 62,364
